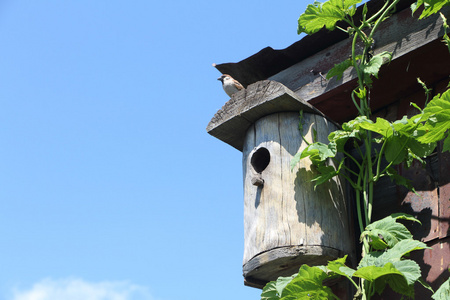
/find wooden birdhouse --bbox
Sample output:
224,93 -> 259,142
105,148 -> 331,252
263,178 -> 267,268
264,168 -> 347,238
207,80 -> 354,288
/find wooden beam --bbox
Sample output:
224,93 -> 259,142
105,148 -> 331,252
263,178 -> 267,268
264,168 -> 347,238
269,6 -> 450,122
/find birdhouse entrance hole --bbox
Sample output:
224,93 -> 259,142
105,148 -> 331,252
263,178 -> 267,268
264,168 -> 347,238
251,147 -> 270,173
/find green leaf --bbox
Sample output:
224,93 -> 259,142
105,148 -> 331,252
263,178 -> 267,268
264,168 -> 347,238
360,246 -> 427,297
360,214 -> 420,249
361,51 -> 392,78
419,277 -> 435,294
261,281 -> 280,300
328,128 -> 360,151
412,0 -> 450,19
261,273 -> 300,300
358,117 -> 391,136
326,256 -> 348,274
281,265 -> 337,300
326,58 -> 353,80
407,137 -> 436,158
353,263 -> 403,282
354,261 -> 417,297
326,256 -> 356,280
432,273 -> 450,299
443,134 -> 450,152
297,0 -> 362,35
416,89 -> 450,144
381,239 -> 430,262
300,142 -> 337,164
385,167 -> 415,191
381,272 -> 414,297
312,164 -> 339,187
390,212 -> 422,224
393,259 -> 422,285
384,134 -> 408,164
342,116 -> 371,131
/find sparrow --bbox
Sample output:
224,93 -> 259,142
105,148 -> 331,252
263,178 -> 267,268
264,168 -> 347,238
218,74 -> 244,97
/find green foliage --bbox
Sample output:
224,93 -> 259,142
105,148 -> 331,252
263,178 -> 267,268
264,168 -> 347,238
360,214 -> 421,250
260,266 -> 338,300
326,58 -> 354,80
297,0 -> 361,34
412,0 -> 450,19
415,89 -> 450,151
262,1 -> 450,299
282,265 -> 338,300
261,274 -> 297,300
432,271 -> 450,299
261,215 -> 431,300
361,51 -> 393,79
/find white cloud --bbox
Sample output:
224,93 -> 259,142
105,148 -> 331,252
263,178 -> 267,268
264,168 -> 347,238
11,278 -> 156,300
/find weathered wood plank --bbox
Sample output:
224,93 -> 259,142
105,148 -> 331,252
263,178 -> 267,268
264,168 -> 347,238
207,80 -> 324,151
243,245 -> 342,289
242,112 -> 354,287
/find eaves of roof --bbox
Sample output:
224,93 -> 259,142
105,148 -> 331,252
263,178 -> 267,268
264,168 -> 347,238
213,0 -> 415,88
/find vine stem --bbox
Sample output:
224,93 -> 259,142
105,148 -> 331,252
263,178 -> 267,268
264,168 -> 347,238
368,0 -> 401,42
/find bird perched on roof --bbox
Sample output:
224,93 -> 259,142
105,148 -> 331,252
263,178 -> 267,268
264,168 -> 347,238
218,74 -> 244,97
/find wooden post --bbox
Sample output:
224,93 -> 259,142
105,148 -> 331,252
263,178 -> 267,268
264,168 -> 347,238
242,111 -> 353,288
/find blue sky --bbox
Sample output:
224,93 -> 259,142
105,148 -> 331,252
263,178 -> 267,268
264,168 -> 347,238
0,1 -> 309,299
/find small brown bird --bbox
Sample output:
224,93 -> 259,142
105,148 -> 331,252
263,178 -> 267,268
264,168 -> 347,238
218,74 -> 244,97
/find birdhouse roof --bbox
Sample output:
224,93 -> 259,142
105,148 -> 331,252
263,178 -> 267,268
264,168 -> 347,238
206,80 -> 325,151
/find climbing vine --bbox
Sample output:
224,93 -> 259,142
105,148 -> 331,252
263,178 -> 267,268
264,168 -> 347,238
260,0 -> 450,299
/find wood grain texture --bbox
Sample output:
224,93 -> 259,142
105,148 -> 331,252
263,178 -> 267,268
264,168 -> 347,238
242,112 -> 354,287
206,80 -> 325,151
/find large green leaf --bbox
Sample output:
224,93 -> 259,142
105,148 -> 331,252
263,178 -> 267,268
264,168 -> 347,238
281,265 -> 337,300
361,214 -> 418,249
358,114 -> 436,161
360,214 -> 421,250
384,134 -> 408,164
354,262 -> 416,297
297,0 -> 361,34
416,89 -> 450,144
380,239 -> 430,262
358,117 -> 391,136
359,239 -> 429,273
353,263 -> 403,281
